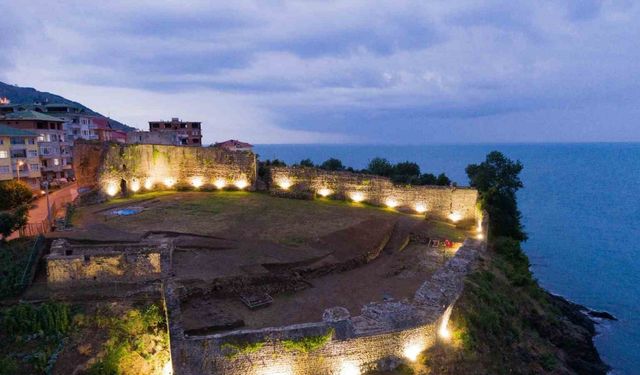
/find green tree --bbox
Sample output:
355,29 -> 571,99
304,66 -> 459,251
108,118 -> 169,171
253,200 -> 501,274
367,157 -> 394,176
466,151 -> 527,241
299,158 -> 315,168
436,173 -> 451,186
0,205 -> 28,240
320,158 -> 345,171
0,180 -> 33,210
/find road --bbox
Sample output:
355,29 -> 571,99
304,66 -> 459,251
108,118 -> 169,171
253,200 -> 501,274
8,182 -> 78,240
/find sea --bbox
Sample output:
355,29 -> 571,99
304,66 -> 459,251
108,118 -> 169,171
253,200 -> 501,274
254,143 -> 640,374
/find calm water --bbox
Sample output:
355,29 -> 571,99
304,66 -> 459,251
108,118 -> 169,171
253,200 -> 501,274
255,143 -> 640,374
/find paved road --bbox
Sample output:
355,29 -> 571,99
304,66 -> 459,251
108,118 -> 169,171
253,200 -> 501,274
8,182 -> 78,240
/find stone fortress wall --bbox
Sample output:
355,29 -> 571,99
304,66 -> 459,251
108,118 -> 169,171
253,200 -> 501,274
46,239 -> 170,286
166,215 -> 489,375
73,141 -> 257,196
268,166 -> 479,222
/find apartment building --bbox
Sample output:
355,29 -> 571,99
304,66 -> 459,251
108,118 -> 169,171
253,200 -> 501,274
2,110 -> 71,181
148,117 -> 202,146
0,124 -> 42,188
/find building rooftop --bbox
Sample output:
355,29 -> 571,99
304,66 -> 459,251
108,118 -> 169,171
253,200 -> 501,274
214,139 -> 254,148
3,109 -> 64,122
0,123 -> 38,137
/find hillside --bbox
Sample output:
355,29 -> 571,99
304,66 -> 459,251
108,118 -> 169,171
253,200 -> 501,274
0,81 -> 135,131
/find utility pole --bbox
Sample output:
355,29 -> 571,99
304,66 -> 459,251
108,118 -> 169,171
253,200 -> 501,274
44,181 -> 52,224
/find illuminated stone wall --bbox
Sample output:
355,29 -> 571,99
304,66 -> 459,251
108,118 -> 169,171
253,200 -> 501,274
268,166 -> 479,222
166,219 -> 489,375
46,239 -> 165,285
73,141 -> 257,195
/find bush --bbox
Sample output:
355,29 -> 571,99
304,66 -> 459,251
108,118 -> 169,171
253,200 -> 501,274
0,180 -> 33,210
0,205 -> 28,240
319,158 -> 344,171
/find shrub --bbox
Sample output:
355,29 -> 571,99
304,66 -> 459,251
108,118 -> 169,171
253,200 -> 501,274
281,328 -> 334,353
0,205 -> 28,240
0,180 -> 33,210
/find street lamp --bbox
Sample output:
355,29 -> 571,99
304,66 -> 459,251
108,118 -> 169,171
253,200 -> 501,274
43,181 -> 52,224
16,160 -> 24,181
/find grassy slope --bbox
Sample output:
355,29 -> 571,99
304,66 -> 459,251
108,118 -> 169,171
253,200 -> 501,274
422,237 -> 608,375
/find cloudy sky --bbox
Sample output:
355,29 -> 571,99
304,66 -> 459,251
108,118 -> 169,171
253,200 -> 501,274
2,0 -> 639,144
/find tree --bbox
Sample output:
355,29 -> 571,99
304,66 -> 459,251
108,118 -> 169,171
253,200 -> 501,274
466,151 -> 527,241
299,158 -> 315,168
436,173 -> 451,186
393,161 -> 420,177
320,158 -> 345,171
367,157 -> 394,177
0,180 -> 33,211
0,205 -> 28,240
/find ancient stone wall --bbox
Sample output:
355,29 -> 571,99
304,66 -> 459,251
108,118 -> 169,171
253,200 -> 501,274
268,166 -> 479,222
73,141 -> 257,195
166,217 -> 489,375
46,239 -> 165,285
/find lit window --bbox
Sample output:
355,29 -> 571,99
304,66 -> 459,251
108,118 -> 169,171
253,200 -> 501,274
53,158 -> 60,166
0,151 -> 7,159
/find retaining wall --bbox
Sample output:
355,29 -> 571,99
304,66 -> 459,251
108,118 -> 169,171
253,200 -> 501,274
46,239 -> 167,285
268,166 -> 479,222
73,142 -> 257,195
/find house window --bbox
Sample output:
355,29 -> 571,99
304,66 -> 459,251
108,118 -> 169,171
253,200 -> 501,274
10,137 -> 24,145
0,166 -> 9,174
11,150 -> 26,158
53,158 -> 60,166
40,147 -> 51,155
30,164 -> 39,171
28,150 -> 38,157
27,138 -> 35,144
0,150 -> 7,158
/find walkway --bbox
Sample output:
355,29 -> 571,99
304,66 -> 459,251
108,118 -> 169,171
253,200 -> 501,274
8,183 -> 78,240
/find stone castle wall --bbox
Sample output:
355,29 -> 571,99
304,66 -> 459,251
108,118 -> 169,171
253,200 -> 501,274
166,215 -> 489,375
73,142 -> 257,195
46,239 -> 166,286
268,166 -> 479,222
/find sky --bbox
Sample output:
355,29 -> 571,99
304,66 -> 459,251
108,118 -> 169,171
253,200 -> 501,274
1,0 -> 639,144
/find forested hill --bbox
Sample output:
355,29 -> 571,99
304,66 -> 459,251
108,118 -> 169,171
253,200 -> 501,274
0,81 -> 135,131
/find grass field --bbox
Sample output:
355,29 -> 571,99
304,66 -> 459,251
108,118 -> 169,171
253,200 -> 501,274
73,191 -> 424,245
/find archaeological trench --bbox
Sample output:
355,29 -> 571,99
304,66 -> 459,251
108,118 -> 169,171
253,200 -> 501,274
41,142 -> 488,375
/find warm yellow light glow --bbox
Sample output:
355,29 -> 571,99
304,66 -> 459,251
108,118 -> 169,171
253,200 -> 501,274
476,233 -> 484,240
414,202 -> 427,213
161,361 -> 173,375
163,178 -> 176,188
191,176 -> 204,188
130,179 -> 140,192
317,187 -> 332,197
40,190 -> 45,195
106,182 -> 118,197
235,179 -> 249,189
403,342 -> 423,362
144,178 -> 154,190
385,198 -> 398,208
349,191 -> 365,203
214,178 -> 227,189
340,361 -> 361,375
439,305 -> 453,341
448,212 -> 462,222
277,177 -> 292,190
